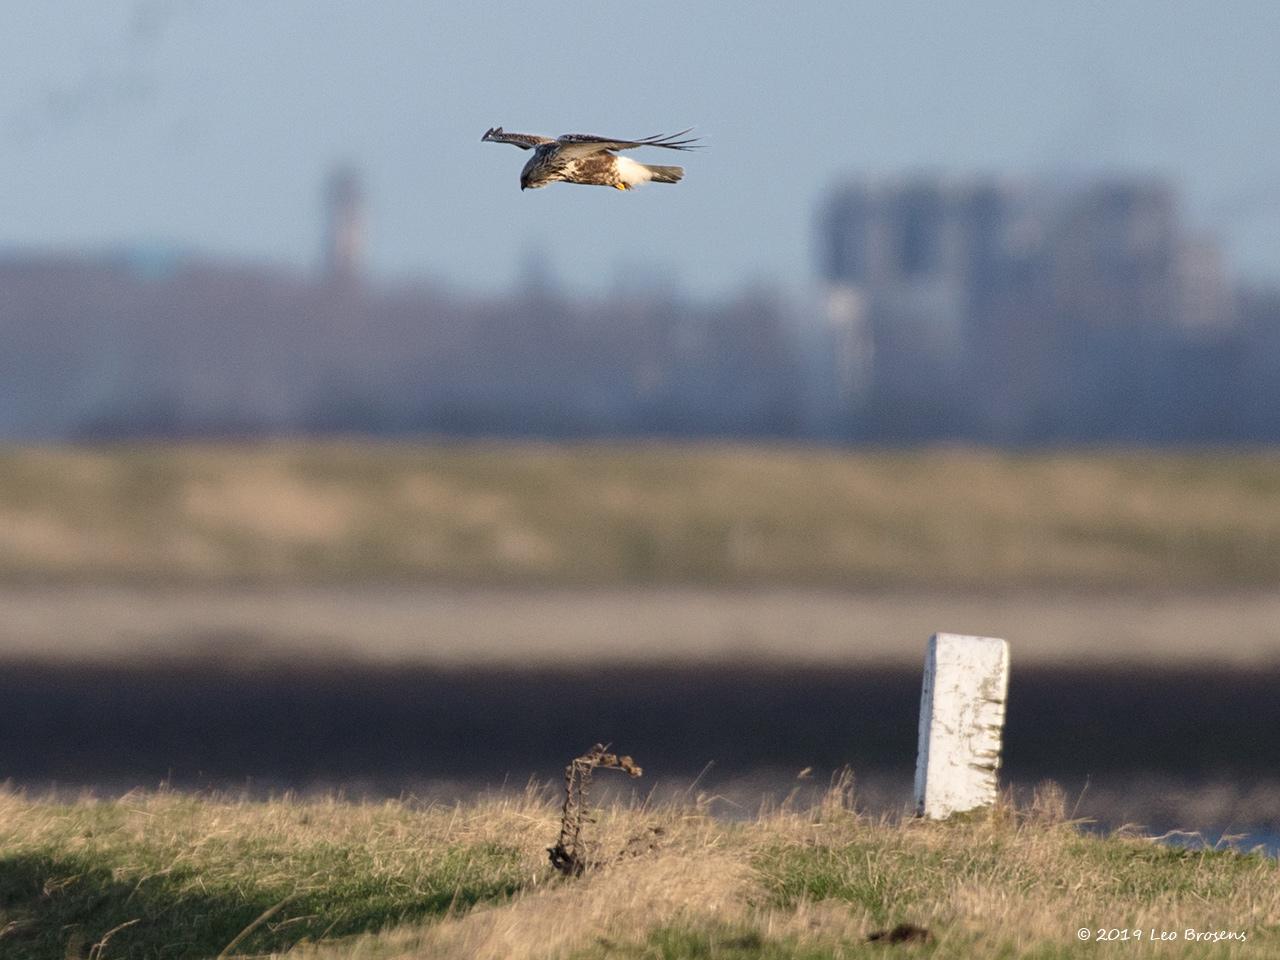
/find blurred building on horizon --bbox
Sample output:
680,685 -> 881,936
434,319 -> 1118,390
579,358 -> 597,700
814,174 -> 1245,442
0,164 -> 1277,445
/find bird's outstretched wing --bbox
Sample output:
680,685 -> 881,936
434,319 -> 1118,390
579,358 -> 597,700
481,127 -> 555,150
552,130 -> 701,158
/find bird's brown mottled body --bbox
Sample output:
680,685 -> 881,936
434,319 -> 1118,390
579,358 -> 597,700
481,127 -> 700,191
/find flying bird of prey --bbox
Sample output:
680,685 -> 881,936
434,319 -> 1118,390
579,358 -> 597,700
481,127 -> 700,191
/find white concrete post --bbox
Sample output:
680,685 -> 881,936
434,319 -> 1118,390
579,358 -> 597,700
913,633 -> 1010,819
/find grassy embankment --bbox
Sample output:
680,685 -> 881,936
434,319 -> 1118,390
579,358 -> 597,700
2,442 -> 1279,588
1,787 -> 1276,959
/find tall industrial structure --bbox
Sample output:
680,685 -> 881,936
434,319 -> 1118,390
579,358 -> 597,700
322,164 -> 366,285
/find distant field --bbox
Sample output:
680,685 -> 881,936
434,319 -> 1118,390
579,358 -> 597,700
2,441 -> 1279,588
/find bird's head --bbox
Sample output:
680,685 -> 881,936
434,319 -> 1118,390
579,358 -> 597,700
519,157 -> 548,190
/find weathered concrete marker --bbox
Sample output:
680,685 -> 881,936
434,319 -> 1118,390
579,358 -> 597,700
914,632 -> 1010,819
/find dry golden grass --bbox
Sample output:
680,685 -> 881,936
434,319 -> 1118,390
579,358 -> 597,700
3,785 -> 1277,959
1,441 -> 1279,588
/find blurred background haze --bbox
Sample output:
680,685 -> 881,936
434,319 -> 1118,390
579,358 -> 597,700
2,2 -> 1279,836
3,3 -> 1280,441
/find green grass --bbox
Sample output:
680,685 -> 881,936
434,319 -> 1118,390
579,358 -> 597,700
1,844 -> 519,958
2,788 -> 1276,959
2,441 -> 1280,588
568,925 -> 860,960
760,840 -> 934,925
0,792 -> 531,959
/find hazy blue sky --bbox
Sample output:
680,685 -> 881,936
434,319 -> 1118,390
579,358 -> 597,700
3,2 -> 1277,296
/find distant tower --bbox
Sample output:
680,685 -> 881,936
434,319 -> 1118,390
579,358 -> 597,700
323,164 -> 365,284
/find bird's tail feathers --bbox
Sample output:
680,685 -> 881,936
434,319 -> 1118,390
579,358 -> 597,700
644,164 -> 684,183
